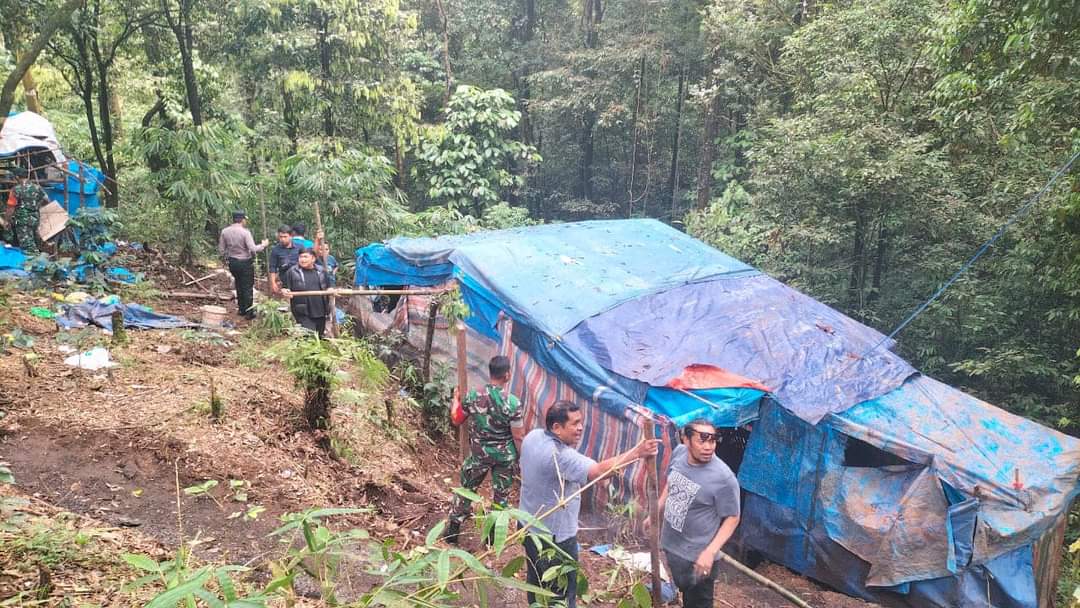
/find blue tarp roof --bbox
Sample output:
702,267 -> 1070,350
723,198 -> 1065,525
367,219 -> 758,337
562,273 -> 916,424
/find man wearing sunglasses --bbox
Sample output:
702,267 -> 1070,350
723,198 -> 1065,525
658,419 -> 741,608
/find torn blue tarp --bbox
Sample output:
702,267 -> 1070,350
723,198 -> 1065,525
0,242 -> 138,284
828,374 -> 1080,566
562,274 -> 916,424
56,300 -> 195,331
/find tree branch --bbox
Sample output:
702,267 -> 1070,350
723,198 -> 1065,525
0,0 -> 85,125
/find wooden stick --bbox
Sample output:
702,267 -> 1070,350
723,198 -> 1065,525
313,200 -> 335,338
166,291 -> 234,301
181,269 -> 223,287
423,300 -> 439,382
260,198 -> 270,294
643,418 -> 662,607
279,287 -> 452,297
716,551 -> 813,608
454,321 -> 469,461
178,266 -> 213,294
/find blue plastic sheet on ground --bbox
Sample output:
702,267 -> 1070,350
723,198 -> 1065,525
0,245 -> 27,271
829,374 -> 1080,565
0,241 -> 137,284
373,219 -> 758,337
56,301 -> 195,331
562,273 -> 916,424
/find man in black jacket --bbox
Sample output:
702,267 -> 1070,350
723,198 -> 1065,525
282,248 -> 330,337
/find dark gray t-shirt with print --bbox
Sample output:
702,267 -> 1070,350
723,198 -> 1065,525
660,444 -> 741,563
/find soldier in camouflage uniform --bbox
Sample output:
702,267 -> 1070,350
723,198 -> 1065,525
443,355 -> 525,544
6,167 -> 44,255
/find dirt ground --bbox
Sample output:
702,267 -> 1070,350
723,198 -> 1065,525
0,252 -> 876,607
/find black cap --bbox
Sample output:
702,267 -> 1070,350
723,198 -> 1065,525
232,210 -> 247,221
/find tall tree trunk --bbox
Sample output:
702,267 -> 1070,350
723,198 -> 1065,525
20,67 -> 43,114
317,11 -> 334,138
695,93 -> 720,210
162,0 -> 203,125
394,136 -> 406,189
666,69 -> 685,219
434,0 -> 453,103
868,210 -> 888,304
578,109 -> 596,200
848,204 -> 867,311
0,0 -> 84,127
627,53 -> 646,214
578,0 -> 601,202
282,82 -> 299,155
91,29 -> 119,208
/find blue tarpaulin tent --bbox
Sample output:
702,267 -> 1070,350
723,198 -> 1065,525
355,219 -> 1080,608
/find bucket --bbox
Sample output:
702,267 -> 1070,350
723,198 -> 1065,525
200,305 -> 228,326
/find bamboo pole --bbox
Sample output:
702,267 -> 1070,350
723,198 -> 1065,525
717,551 -> 813,608
423,300 -> 439,382
454,320 -> 469,461
312,200 -> 335,337
277,287 -> 452,297
643,418 -> 662,607
260,198 -> 270,294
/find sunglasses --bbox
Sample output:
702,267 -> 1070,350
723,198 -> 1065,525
687,429 -> 719,443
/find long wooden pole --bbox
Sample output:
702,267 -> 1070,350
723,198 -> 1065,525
259,198 -> 270,294
454,321 -> 469,461
278,287 -> 452,297
312,200 -> 335,337
717,551 -> 813,608
643,418 -> 662,607
423,301 -> 439,382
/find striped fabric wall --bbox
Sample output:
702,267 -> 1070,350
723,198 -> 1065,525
350,289 -> 678,513
497,317 -> 677,512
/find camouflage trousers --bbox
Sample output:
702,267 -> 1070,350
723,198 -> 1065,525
448,449 -> 515,526
9,211 -> 39,255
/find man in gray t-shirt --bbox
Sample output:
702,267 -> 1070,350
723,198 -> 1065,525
659,419 -> 741,608
519,400 -> 659,608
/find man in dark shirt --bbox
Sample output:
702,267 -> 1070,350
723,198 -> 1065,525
282,248 -> 330,337
268,225 -> 299,295
658,419 -> 741,608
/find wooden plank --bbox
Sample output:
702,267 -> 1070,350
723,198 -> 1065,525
455,321 -> 469,461
643,418 -> 662,607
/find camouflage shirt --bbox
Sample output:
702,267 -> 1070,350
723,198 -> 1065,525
12,182 -> 45,212
463,384 -> 522,447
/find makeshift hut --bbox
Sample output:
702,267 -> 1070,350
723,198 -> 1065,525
352,219 -> 1080,608
1,111 -> 105,214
